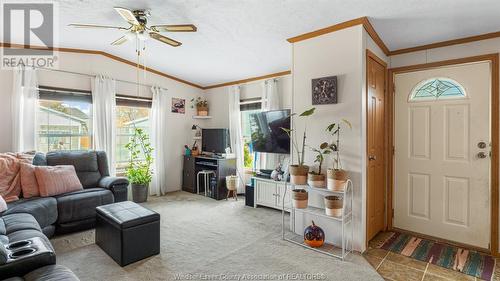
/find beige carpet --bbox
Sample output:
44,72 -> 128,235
50,191 -> 383,281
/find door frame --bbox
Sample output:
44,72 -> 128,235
386,53 -> 500,255
365,49 -> 388,244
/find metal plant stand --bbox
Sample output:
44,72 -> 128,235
281,178 -> 354,260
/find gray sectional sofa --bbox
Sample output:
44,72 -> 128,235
0,150 -> 129,280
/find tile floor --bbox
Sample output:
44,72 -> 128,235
363,232 -> 499,281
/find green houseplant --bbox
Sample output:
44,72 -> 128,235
282,107 -> 315,185
307,143 -> 331,188
190,96 -> 209,116
125,127 -> 154,203
325,119 -> 352,191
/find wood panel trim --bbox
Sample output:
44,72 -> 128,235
362,18 -> 390,56
286,17 -> 366,43
0,42 -> 205,89
389,31 -> 500,56
203,70 -> 291,90
365,49 -> 388,248
386,53 -> 500,256
286,17 -> 390,57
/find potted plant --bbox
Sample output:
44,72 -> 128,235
307,143 -> 330,188
292,189 -> 308,209
125,127 -> 154,203
325,119 -> 352,191
191,97 -> 209,116
324,195 -> 343,217
282,108 -> 316,185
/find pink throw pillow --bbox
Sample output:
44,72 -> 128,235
0,195 -> 6,212
20,163 -> 40,198
34,165 -> 83,197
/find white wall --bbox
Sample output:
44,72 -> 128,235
291,25 -> 366,250
204,75 -> 292,129
0,51 -> 204,192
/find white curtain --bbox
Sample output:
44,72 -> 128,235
228,86 -> 245,193
149,86 -> 169,196
92,75 -> 116,175
12,66 -> 38,152
260,79 -> 281,170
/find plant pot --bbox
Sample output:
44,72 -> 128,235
307,173 -> 325,188
289,165 -> 309,185
324,195 -> 343,217
292,189 -> 308,209
226,175 -> 239,191
132,183 -> 149,203
327,168 -> 348,191
197,106 -> 209,116
191,148 -> 200,156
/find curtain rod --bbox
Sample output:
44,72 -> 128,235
26,65 -> 167,91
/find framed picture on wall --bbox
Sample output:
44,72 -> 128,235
171,98 -> 186,114
311,76 -> 337,105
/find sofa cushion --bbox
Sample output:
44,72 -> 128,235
55,188 -> 113,224
45,151 -> 102,188
2,213 -> 41,234
4,197 -> 58,229
20,163 -> 40,198
35,165 -> 83,197
24,265 -> 80,281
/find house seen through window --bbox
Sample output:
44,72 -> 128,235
37,87 -> 92,153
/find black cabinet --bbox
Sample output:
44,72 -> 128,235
182,155 -> 236,200
182,156 -> 196,193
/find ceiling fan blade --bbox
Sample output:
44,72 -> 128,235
68,23 -> 127,30
151,24 -> 197,32
111,36 -> 128,45
114,7 -> 139,25
149,32 -> 182,47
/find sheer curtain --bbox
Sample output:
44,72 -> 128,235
261,79 -> 281,169
228,86 -> 245,193
12,66 -> 38,152
149,86 -> 169,196
92,75 -> 116,175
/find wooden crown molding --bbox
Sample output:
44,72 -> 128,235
203,70 -> 291,90
286,16 -> 390,56
388,31 -> 500,56
0,42 -> 205,89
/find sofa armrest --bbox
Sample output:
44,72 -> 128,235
98,177 -> 129,202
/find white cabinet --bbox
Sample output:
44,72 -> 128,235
254,177 -> 290,211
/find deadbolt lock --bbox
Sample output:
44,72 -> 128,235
477,141 -> 487,149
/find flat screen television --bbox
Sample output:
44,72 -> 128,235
249,109 -> 291,154
202,128 -> 230,154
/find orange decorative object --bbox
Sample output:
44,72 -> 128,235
304,220 -> 325,248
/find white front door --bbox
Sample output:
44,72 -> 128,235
394,62 -> 491,249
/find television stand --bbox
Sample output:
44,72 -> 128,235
182,155 -> 236,200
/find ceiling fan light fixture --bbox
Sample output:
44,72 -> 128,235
137,31 -> 148,41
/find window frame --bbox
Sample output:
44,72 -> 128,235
408,77 -> 467,102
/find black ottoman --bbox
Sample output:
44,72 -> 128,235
95,201 -> 160,266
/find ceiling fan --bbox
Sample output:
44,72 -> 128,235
68,7 -> 197,47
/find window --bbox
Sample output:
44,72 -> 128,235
409,78 -> 466,101
37,87 -> 92,153
240,98 -> 262,169
115,96 -> 152,175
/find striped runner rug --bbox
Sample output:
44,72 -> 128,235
377,232 -> 495,280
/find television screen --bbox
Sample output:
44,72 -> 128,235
202,128 -> 230,154
249,110 -> 291,154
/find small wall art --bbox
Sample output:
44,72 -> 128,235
171,98 -> 186,114
311,76 -> 337,105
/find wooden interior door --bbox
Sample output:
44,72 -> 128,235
367,51 -> 387,241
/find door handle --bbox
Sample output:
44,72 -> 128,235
368,155 -> 376,161
477,151 -> 487,159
